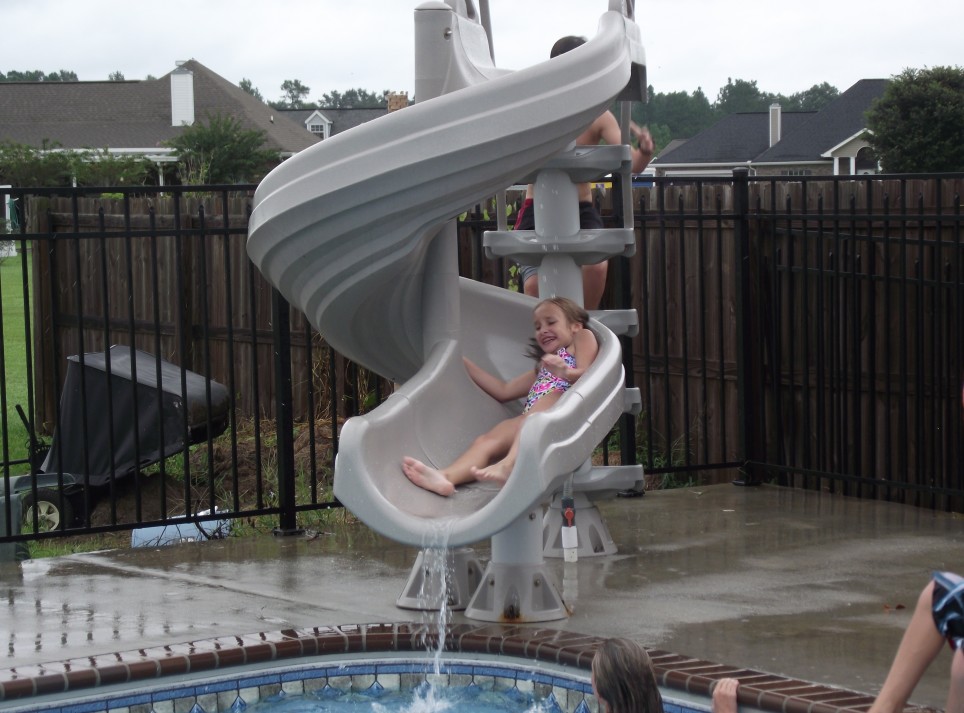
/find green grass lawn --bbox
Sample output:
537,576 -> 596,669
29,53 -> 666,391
1,251 -> 33,470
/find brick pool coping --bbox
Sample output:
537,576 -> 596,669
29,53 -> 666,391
0,622 -> 938,713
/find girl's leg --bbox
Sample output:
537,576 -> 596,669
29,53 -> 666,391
946,647 -> 964,713
403,415 -> 524,496
869,581 -> 946,713
472,392 -> 563,485
470,433 -> 521,485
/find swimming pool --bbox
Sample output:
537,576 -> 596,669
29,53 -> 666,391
0,623 -> 876,713
1,653 -> 711,713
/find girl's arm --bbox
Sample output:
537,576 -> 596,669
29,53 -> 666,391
542,329 -> 598,383
463,357 -> 533,403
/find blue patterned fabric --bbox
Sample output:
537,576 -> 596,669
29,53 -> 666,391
933,571 -> 964,649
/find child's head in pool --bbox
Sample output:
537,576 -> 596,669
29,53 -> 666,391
591,638 -> 664,713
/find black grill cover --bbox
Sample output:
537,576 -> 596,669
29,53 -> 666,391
41,346 -> 230,487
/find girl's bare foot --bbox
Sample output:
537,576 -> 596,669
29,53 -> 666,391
402,456 -> 455,496
470,461 -> 511,486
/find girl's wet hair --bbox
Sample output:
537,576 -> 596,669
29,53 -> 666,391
538,296 -> 590,327
526,296 -> 592,362
592,638 -> 664,713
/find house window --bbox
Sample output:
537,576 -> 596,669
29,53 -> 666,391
304,112 -> 330,139
781,169 -> 813,176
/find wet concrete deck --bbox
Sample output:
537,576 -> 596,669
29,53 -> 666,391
1,484 -> 961,709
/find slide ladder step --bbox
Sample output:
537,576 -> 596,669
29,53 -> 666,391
515,144 -> 630,185
575,464 -> 644,494
483,227 -> 634,265
590,309 -> 638,337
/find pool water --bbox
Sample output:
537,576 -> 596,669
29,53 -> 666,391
7,654 -> 714,713
251,680 -> 559,713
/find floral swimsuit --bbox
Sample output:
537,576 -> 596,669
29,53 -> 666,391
524,347 -> 576,413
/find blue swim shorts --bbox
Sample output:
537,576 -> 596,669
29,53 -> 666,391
933,571 -> 964,649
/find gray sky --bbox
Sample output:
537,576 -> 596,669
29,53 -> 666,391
6,0 -> 963,103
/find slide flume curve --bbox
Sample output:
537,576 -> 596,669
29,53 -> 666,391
247,7 -> 643,547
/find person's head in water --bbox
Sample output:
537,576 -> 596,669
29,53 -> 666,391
550,35 -> 586,58
591,638 -> 665,713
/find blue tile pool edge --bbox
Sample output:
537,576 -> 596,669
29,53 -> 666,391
0,654 -> 712,713
0,622 -> 917,713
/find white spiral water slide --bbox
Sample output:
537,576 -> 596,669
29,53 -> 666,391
248,2 -> 644,615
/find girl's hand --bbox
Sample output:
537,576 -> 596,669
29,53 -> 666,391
541,354 -> 569,380
712,678 -> 740,713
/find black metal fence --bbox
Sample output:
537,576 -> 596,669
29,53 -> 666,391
739,171 -> 964,511
0,186 -> 303,543
1,171 -> 962,547
628,170 -> 963,510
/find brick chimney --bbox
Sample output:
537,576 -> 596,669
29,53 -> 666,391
769,103 -> 781,147
387,92 -> 410,112
171,61 -> 195,126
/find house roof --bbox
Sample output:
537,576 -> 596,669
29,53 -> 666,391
281,108 -> 389,136
656,138 -> 688,157
653,111 -> 816,166
0,60 -> 319,155
755,79 -> 889,163
652,79 -> 889,168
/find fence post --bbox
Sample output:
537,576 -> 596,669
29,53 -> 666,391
610,172 -> 640,489
733,168 -> 765,485
29,198 -> 57,433
271,288 -> 303,535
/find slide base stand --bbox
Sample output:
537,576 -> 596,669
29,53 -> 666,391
464,508 -> 569,622
396,547 -> 484,611
543,492 -> 618,558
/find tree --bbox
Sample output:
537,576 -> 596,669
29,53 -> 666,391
0,140 -> 74,186
239,78 -> 264,102
0,141 -> 152,188
715,78 -> 770,114
636,86 -> 717,141
0,70 -> 40,82
319,88 -> 389,108
866,66 -> 964,173
164,113 -> 278,184
0,69 -> 78,82
782,82 -> 840,111
279,79 -> 311,109
73,149 -> 150,187
108,71 -> 125,81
